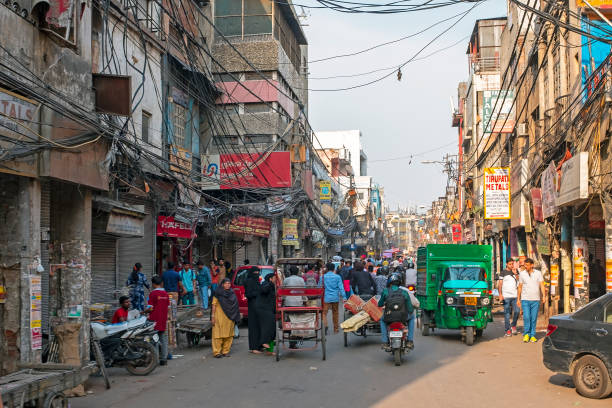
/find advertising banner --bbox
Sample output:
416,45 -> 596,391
483,90 -> 515,133
541,161 -> 558,218
484,167 -> 510,219
156,216 -> 194,239
201,152 -> 291,190
228,216 -> 271,237
451,224 -> 462,242
550,264 -> 559,296
30,275 -> 42,350
531,188 -> 544,222
320,181 -> 331,203
282,218 -> 299,246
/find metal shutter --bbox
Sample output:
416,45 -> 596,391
40,181 -> 51,334
91,234 -> 117,304
117,196 -> 155,283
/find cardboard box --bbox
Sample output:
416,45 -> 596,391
344,295 -> 365,314
362,297 -> 383,322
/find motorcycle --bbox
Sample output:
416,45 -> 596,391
91,316 -> 159,376
386,321 -> 410,366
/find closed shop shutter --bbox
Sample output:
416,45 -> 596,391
117,196 -> 155,284
246,239 -> 262,265
40,181 -> 51,334
91,234 -> 117,304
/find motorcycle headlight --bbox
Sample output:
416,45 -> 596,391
481,297 -> 490,306
446,297 -> 455,305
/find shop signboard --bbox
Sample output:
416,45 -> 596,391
282,218 -> 299,246
106,212 -> 145,237
483,90 -> 515,133
573,239 -> 588,290
557,152 -> 589,207
227,216 -> 271,238
541,162 -> 558,218
320,180 -> 332,203
550,264 -> 559,295
451,224 -> 462,242
201,152 -> 291,190
30,275 -> 42,350
531,188 -> 544,222
484,167 -> 510,219
156,216 -> 194,239
511,159 -> 528,227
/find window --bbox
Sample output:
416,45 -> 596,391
244,134 -> 272,144
172,103 -> 187,147
215,0 -> 273,37
358,192 -> 364,200
141,111 -> 151,143
244,103 -> 271,114
604,302 -> 612,323
244,71 -> 274,81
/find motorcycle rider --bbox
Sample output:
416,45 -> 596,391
378,273 -> 415,349
405,260 -> 417,287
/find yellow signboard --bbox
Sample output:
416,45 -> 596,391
320,181 -> 331,203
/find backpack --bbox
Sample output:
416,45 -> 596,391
383,288 -> 408,323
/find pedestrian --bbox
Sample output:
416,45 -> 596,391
146,276 -> 170,365
195,260 -> 212,309
162,261 -> 184,302
320,262 -> 347,334
368,264 -> 376,279
112,296 -> 131,323
283,266 -> 305,307
498,259 -> 520,336
218,258 -> 227,282
225,261 -> 235,282
211,278 -> 241,358
180,263 -> 197,305
257,273 -> 277,353
245,266 -> 263,354
339,260 -> 353,298
351,260 -> 376,296
517,258 -> 545,343
303,264 -> 320,286
210,259 -> 219,293
126,262 -> 150,312
374,267 -> 388,295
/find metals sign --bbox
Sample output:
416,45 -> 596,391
484,167 -> 510,219
320,181 -> 331,203
282,218 -> 299,246
228,216 -> 271,237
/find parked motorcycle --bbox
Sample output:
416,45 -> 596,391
91,316 -> 159,375
385,321 -> 411,366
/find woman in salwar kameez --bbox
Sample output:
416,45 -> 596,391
211,278 -> 241,358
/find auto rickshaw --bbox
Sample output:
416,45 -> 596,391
416,244 -> 494,346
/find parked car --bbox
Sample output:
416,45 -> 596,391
542,292 -> 612,399
230,265 -> 283,319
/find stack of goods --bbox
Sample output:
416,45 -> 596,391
340,311 -> 371,332
361,297 -> 383,322
344,295 -> 366,314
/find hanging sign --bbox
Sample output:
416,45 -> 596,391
451,224 -> 462,242
282,218 -> 299,246
573,239 -> 588,289
30,275 -> 42,350
607,260 -> 612,292
541,162 -> 558,218
320,181 -> 332,203
228,216 -> 271,237
531,188 -> 544,222
156,216 -> 194,239
484,167 -> 510,219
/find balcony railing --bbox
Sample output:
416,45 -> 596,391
470,56 -> 500,74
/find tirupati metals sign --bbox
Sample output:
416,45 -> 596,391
484,167 -> 510,219
483,90 -> 515,133
201,152 -> 291,190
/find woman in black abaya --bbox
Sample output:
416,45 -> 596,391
244,266 -> 263,354
256,273 -> 277,353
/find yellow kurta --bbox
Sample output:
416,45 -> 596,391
212,297 -> 235,339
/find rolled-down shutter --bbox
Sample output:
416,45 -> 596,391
117,196 -> 155,284
91,234 -> 117,304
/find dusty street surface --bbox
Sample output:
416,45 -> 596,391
72,318 -> 610,408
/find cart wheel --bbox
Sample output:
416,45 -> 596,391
321,321 -> 327,361
275,329 -> 281,362
465,326 -> 475,346
43,391 -> 67,408
91,337 -> 111,389
343,331 -> 348,347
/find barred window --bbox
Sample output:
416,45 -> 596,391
172,103 -> 187,148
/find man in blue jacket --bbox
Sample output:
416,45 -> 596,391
195,261 -> 212,309
320,262 -> 347,334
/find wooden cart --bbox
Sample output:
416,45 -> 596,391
176,305 -> 212,347
0,363 -> 96,408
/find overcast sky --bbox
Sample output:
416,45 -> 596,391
302,0 -> 506,209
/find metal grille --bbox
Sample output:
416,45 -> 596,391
91,234 -> 117,304
172,103 -> 187,147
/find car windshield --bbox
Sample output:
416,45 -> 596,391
444,267 -> 485,281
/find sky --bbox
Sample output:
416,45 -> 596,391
301,0 -> 507,210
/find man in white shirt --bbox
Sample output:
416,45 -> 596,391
517,258 -> 545,343
498,259 -> 520,336
283,266 -> 305,307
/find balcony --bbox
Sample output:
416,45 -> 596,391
470,56 -> 500,74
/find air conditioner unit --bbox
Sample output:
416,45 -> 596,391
517,122 -> 528,137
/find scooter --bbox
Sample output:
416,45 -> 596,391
91,316 -> 159,375
385,321 -> 411,366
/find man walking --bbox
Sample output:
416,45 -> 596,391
162,261 -> 183,302
339,260 -> 353,298
180,263 -> 197,305
146,276 -> 170,365
498,259 -> 519,336
517,258 -> 545,343
351,260 -> 376,296
320,263 -> 347,334
195,261 -> 212,309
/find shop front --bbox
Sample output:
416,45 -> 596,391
156,215 -> 197,274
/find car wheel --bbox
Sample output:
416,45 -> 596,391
573,355 -> 612,399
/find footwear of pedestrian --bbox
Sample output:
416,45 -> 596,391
530,336 -> 537,343
250,350 -> 263,354
505,330 -> 512,337
407,341 -> 414,350
523,334 -> 530,342
167,353 -> 173,360
511,326 -> 518,335
223,353 -> 231,357
325,327 -> 329,336
214,354 -> 223,358
159,360 -> 167,366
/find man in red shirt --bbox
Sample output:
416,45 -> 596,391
146,276 -> 170,365
111,296 -> 130,324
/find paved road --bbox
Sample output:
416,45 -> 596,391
72,318 -> 610,408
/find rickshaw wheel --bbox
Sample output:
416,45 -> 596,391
465,326 -> 475,346
343,331 -> 348,347
275,328 -> 281,362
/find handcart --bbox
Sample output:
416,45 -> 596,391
0,362 -> 96,408
275,286 -> 326,361
176,305 -> 212,347
342,294 -> 382,347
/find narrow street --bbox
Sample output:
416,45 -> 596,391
72,317 -> 609,408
